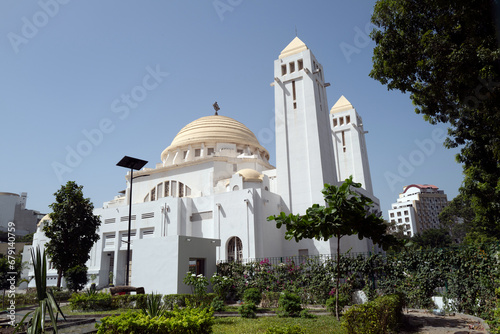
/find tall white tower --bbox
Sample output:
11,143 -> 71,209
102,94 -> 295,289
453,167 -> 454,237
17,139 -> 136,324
274,37 -> 337,214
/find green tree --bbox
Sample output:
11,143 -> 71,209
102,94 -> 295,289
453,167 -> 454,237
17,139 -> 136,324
370,0 -> 500,240
268,176 -> 398,319
16,232 -> 34,244
43,181 -> 100,290
411,228 -> 452,248
439,193 -> 473,243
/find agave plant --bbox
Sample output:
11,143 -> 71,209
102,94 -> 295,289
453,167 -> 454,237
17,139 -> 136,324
141,292 -> 166,317
16,247 -> 66,334
85,283 -> 97,297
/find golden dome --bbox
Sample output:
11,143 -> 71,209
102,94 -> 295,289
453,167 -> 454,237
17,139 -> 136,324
161,115 -> 269,161
237,169 -> 264,182
37,214 -> 51,227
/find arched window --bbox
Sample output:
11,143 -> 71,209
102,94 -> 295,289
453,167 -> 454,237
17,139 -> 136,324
227,236 -> 243,262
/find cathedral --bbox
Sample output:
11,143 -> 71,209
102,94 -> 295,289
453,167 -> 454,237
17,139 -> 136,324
29,37 -> 379,294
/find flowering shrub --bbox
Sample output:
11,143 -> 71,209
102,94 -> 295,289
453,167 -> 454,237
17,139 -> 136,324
217,242 -> 500,322
183,272 -> 209,307
210,274 -> 233,301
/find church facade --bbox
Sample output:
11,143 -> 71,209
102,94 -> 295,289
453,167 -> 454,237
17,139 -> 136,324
29,37 -> 379,294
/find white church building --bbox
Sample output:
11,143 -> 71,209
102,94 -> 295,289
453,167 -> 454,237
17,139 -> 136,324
29,37 -> 380,294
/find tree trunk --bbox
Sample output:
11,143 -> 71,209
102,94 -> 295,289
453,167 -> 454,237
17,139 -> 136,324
336,235 -> 341,321
57,270 -> 62,288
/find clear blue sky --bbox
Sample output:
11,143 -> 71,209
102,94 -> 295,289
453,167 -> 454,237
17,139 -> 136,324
0,1 -> 463,218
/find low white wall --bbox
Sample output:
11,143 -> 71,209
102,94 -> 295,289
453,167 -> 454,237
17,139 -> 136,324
132,236 -> 180,295
132,235 -> 220,295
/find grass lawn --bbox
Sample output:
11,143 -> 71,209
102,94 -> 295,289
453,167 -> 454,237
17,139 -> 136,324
57,305 -> 346,333
212,315 -> 346,334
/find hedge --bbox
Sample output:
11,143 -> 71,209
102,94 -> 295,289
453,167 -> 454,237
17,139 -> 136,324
342,294 -> 404,334
69,292 -> 113,311
96,308 -> 214,334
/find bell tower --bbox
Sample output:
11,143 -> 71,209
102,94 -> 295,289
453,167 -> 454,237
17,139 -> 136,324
274,37 -> 337,214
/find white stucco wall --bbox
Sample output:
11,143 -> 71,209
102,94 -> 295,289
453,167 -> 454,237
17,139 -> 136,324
132,235 -> 219,295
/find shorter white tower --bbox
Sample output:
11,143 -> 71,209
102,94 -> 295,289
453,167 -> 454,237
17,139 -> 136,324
330,96 -> 375,199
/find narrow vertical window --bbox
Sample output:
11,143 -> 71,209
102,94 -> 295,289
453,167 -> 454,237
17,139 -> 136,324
151,187 -> 156,201
333,119 -> 338,127
289,62 -> 295,73
164,181 -> 170,197
298,59 -> 303,70
179,182 -> 184,197
281,64 -> 287,76
292,80 -> 297,109
346,115 -> 350,124
342,131 -> 345,146
171,181 -> 177,197
340,117 -> 344,126
317,82 -> 322,111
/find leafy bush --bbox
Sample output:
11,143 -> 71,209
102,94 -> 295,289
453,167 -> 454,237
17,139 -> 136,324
342,294 -> 404,334
488,287 -> 500,333
65,265 -> 88,292
299,309 -> 316,318
163,294 -> 189,309
184,293 -> 217,309
326,294 -> 351,315
277,292 -> 302,317
211,297 -> 225,312
238,302 -> 257,318
265,324 -> 306,334
7,290 -> 72,307
261,291 -> 280,308
97,307 -> 214,334
69,292 -> 113,311
111,294 -> 147,309
243,287 -> 262,305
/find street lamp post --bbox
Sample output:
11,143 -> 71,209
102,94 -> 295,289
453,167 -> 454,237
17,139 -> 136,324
117,156 -> 148,286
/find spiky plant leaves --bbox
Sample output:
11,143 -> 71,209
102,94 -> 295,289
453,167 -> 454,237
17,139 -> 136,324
15,247 -> 65,334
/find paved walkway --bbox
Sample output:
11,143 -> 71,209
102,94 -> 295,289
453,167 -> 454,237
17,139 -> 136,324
400,310 -> 490,334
